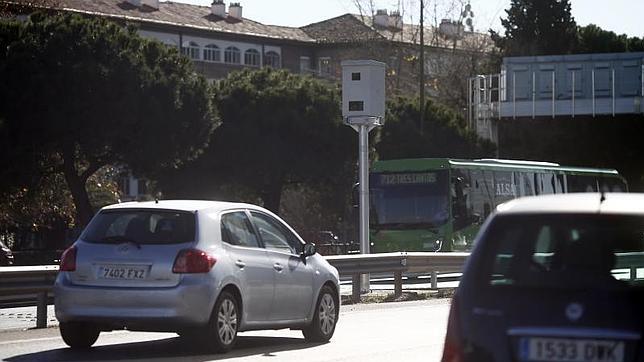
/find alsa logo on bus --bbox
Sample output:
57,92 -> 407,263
380,173 -> 437,185
495,182 -> 518,197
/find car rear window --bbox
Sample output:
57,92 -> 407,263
481,214 -> 644,290
81,209 -> 196,245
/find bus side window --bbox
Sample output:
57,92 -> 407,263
554,174 -> 565,193
483,203 -> 491,219
521,172 -> 535,196
451,176 -> 468,230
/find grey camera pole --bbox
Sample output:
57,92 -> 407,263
347,117 -> 381,292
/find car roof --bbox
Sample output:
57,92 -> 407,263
496,192 -> 644,215
101,200 -> 264,213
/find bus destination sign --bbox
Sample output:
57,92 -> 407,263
380,173 -> 437,185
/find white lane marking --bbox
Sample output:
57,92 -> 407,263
0,330 -> 129,345
0,336 -> 61,345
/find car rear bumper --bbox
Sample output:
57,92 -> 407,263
54,273 -> 219,331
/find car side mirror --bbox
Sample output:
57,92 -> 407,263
302,243 -> 316,258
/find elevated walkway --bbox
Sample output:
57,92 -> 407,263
469,52 -> 644,143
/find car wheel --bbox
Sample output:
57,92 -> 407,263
302,285 -> 338,342
59,321 -> 100,349
205,290 -> 239,353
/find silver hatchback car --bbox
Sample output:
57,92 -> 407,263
55,200 -> 340,352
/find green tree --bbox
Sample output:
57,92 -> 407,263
577,24 -> 644,53
490,0 -> 578,56
0,166 -> 119,252
376,97 -> 496,160
159,68 -> 355,215
0,13 -> 216,226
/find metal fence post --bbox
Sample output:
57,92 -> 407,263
352,273 -> 361,303
431,271 -> 438,290
394,271 -> 403,298
612,68 -> 615,117
552,71 -> 556,119
571,70 -> 576,118
36,291 -> 48,328
592,69 -> 596,117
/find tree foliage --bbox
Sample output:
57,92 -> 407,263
0,167 -> 119,251
577,24 -> 644,54
490,0 -> 578,57
159,68 -> 356,215
376,96 -> 496,160
0,13 -> 216,226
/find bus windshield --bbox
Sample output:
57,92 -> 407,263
370,170 -> 449,228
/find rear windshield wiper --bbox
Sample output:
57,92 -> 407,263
372,222 -> 436,229
99,236 -> 142,249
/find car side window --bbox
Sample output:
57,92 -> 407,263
250,212 -> 301,255
221,212 -> 260,248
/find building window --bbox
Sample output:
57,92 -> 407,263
203,44 -> 220,62
264,51 -> 281,68
224,46 -> 241,64
300,56 -> 311,74
244,49 -> 260,67
182,41 -> 200,60
318,57 -> 332,76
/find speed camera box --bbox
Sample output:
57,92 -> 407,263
341,60 -> 386,120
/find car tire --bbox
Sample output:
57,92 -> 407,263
302,285 -> 338,342
59,321 -> 100,349
204,290 -> 239,353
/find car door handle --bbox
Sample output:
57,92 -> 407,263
273,263 -> 283,271
235,260 -> 246,268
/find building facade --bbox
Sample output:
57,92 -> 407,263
21,0 -> 491,98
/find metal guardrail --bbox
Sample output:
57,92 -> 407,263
0,265 -> 59,328
326,252 -> 470,302
0,252 -> 470,329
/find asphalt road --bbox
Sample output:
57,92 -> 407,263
0,299 -> 451,362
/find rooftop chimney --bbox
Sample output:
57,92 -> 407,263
211,0 -> 225,17
439,19 -> 463,39
373,9 -> 388,28
389,10 -> 402,30
228,2 -> 242,19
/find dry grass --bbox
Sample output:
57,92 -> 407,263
341,288 -> 455,305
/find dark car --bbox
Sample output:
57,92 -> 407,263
442,193 -> 644,362
0,240 -> 14,266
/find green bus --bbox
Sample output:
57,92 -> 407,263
369,158 -> 628,252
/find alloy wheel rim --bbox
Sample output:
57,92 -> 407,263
318,294 -> 336,335
217,299 -> 237,345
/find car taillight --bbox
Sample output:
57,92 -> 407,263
442,294 -> 464,362
59,246 -> 77,272
172,248 -> 216,273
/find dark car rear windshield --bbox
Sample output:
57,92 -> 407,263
81,209 -> 196,245
480,214 -> 644,290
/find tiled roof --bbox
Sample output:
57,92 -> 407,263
51,0 -> 315,42
359,15 -> 494,52
300,14 -> 384,43
16,0 -> 493,50
303,13 -> 493,52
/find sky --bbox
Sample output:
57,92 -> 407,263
170,0 -> 643,37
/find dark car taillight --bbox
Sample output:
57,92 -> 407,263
442,294 -> 465,362
172,248 -> 216,273
59,246 -> 77,272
